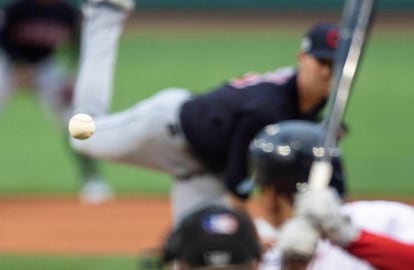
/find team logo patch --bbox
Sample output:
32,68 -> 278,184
202,214 -> 239,234
326,29 -> 338,48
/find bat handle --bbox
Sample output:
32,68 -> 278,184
308,161 -> 333,189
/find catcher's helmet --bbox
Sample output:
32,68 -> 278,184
249,120 -> 346,201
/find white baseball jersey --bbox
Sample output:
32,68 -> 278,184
256,200 -> 414,270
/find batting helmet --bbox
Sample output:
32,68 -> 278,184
162,205 -> 261,269
249,120 -> 346,201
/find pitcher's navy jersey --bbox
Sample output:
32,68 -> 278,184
0,0 -> 80,63
180,68 -> 326,199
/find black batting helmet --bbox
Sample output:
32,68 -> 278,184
162,205 -> 261,269
249,120 -> 346,201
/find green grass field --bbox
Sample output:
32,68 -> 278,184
0,254 -> 136,270
0,22 -> 413,269
0,25 -> 413,197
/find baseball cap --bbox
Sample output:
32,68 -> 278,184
163,205 -> 261,268
300,23 -> 338,60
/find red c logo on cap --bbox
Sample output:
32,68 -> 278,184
326,30 -> 338,48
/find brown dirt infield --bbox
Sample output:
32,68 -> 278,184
0,196 -> 174,256
1,195 -> 413,256
0,196 -> 264,256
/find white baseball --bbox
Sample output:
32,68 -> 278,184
68,113 -> 95,140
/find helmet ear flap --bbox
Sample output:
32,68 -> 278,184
162,229 -> 182,263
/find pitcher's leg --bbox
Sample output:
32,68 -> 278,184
71,88 -> 198,172
74,2 -> 130,116
0,54 -> 13,114
171,175 -> 230,227
36,59 -> 113,203
88,0 -> 134,12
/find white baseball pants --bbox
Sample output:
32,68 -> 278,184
72,4 -> 228,225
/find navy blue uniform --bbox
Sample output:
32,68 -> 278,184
180,68 -> 335,199
0,0 -> 80,64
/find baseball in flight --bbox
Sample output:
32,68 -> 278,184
68,113 -> 95,140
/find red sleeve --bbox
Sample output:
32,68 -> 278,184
347,230 -> 414,270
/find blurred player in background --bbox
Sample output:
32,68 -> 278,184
0,0 -> 112,203
249,120 -> 414,270
71,0 -> 345,224
161,204 -> 261,270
